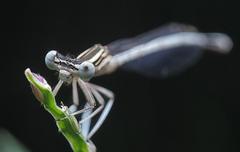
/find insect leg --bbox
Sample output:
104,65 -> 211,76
81,104 -> 93,138
66,79 -> 96,117
85,83 -> 114,140
68,78 -> 80,113
82,85 -> 105,139
78,96 -> 104,126
77,78 -> 96,107
87,140 -> 96,152
69,80 -> 104,124
72,78 -> 80,105
53,80 -> 64,96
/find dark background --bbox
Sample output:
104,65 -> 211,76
1,0 -> 240,152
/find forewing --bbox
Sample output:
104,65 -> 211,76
107,23 -> 203,78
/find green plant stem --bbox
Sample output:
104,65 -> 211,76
25,69 -> 89,152
43,91 -> 88,152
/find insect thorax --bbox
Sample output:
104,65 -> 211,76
77,44 -> 113,76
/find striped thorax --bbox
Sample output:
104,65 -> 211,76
45,44 -> 112,82
77,44 -> 113,76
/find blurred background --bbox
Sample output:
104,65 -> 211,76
1,0 -> 240,152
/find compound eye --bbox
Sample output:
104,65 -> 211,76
78,61 -> 95,81
45,50 -> 58,70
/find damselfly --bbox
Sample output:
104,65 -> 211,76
45,23 -> 233,149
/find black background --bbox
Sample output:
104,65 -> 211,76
1,0 -> 240,152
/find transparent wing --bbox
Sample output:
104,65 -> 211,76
106,23 -> 233,78
118,45 -> 203,78
108,23 -> 198,55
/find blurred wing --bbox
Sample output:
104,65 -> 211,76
106,23 -> 232,78
119,45 -> 203,78
108,23 -> 198,55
